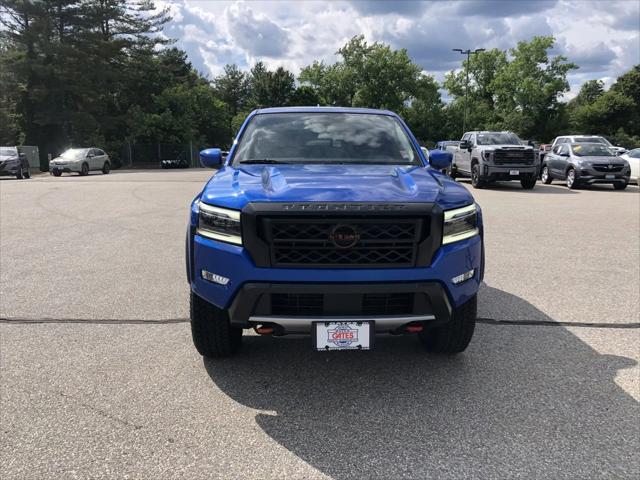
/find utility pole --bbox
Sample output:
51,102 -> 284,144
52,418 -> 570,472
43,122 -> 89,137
452,48 -> 485,135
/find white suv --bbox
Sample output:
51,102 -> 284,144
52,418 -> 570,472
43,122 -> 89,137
50,148 -> 111,176
551,135 -> 627,155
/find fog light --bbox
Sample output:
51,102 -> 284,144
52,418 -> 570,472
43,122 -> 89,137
201,270 -> 230,285
452,269 -> 474,285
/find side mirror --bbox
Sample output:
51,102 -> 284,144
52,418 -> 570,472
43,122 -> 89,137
459,140 -> 470,150
429,149 -> 452,170
527,140 -> 534,147
200,148 -> 222,168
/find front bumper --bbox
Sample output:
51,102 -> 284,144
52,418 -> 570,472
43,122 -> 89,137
188,229 -> 483,331
484,164 -> 538,181
226,282 -> 453,333
50,163 -> 81,173
0,161 -> 20,176
577,169 -> 629,185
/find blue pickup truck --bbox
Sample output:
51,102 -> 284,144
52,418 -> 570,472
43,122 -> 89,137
186,107 -> 484,357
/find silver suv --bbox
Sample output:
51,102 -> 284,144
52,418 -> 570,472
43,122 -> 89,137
452,131 -> 538,189
551,135 -> 627,156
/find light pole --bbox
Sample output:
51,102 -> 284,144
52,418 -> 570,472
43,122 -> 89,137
453,48 -> 485,135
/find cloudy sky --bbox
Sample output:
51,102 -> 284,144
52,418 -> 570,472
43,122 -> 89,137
158,0 -> 640,99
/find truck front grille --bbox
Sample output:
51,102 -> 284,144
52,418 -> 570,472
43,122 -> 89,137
271,292 -> 414,316
271,293 -> 323,315
263,218 -> 423,267
493,149 -> 534,165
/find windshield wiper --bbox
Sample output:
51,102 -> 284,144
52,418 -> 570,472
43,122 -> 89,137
239,159 -> 288,164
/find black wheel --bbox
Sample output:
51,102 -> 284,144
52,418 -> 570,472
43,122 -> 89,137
613,181 -> 628,190
521,177 -> 536,189
52,170 -> 62,177
23,168 -> 31,179
80,162 -> 89,176
541,165 -> 552,184
566,168 -> 579,189
190,292 -> 242,358
15,167 -> 23,179
471,163 -> 486,189
449,165 -> 458,180
102,162 -> 110,174
419,295 -> 477,354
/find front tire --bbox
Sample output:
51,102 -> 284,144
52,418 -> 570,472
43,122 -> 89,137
521,177 -> 536,189
80,162 -> 89,176
471,163 -> 486,189
52,170 -> 62,177
16,167 -> 23,179
419,295 -> 477,354
190,292 -> 242,358
102,162 -> 110,174
541,165 -> 552,184
613,181 -> 628,190
566,168 -> 579,189
23,169 -> 31,179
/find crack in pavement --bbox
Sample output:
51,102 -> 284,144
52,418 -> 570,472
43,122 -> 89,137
56,392 -> 144,430
1,316 -> 638,329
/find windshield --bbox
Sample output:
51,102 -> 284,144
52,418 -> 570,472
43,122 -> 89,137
0,147 -> 18,156
476,133 -> 522,145
574,136 -> 610,146
60,148 -> 89,159
570,144 -> 615,157
233,113 -> 419,165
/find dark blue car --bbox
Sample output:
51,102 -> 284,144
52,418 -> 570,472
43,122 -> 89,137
186,107 -> 484,357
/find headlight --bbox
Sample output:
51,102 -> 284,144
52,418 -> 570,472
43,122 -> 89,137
197,203 -> 242,245
442,204 -> 479,245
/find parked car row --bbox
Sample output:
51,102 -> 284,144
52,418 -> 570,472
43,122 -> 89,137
49,148 -> 111,176
435,131 -> 635,190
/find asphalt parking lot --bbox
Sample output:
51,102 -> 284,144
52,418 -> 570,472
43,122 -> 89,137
1,170 -> 639,479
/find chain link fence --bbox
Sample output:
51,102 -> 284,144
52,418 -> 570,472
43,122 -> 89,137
118,142 -> 208,168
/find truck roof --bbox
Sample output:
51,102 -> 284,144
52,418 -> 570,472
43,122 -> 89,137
465,130 -> 515,134
253,106 -> 398,116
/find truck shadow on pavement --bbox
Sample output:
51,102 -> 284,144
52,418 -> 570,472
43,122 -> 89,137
203,285 -> 639,479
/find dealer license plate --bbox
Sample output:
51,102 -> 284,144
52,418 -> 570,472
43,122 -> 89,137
606,174 -> 615,179
314,321 -> 373,351
509,170 -> 520,176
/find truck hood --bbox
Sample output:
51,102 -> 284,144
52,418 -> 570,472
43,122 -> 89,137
199,164 -> 473,210
477,144 -> 533,150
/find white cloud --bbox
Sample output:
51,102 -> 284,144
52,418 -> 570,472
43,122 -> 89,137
163,0 -> 639,94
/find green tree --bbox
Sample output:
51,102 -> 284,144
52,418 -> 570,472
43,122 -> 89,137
214,64 -> 250,118
300,35 -> 423,112
443,37 -> 576,141
0,0 -> 173,164
404,75 -> 446,144
443,48 -> 508,135
288,85 -> 320,106
248,62 -> 295,107
491,37 -> 577,140
568,66 -> 639,141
